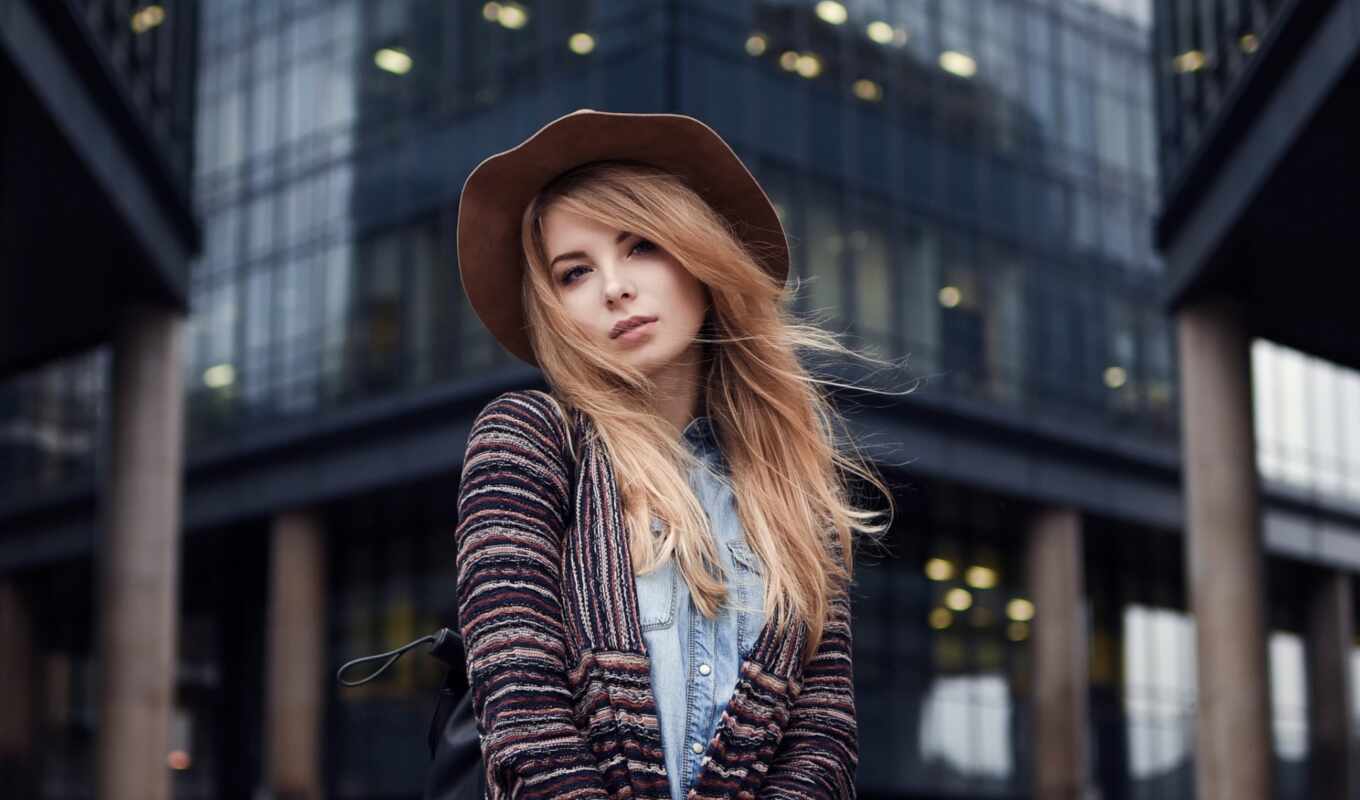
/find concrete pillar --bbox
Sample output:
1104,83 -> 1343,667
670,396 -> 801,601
265,509 -> 327,800
1306,570 -> 1355,799
1176,296 -> 1272,800
1027,505 -> 1089,800
96,305 -> 186,800
0,578 -> 35,795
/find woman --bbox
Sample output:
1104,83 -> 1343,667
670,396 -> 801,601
454,110 -> 896,800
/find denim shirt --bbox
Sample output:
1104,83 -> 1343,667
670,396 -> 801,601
635,415 -> 768,800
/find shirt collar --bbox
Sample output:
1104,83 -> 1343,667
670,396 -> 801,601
681,414 -> 719,456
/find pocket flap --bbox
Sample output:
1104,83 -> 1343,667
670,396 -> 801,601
726,539 -> 764,575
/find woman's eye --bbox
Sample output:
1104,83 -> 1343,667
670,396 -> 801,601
559,239 -> 657,286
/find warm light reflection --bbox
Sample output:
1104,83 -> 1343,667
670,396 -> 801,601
568,33 -> 595,54
929,607 -> 953,629
131,4 -> 165,34
815,1 -> 848,25
925,558 -> 955,581
852,78 -> 882,102
939,50 -> 977,78
779,50 -> 800,71
1006,621 -> 1029,641
944,588 -> 973,611
374,47 -> 412,75
1006,598 -> 1035,621
795,53 -> 823,78
167,750 -> 191,770
965,565 -> 998,589
1240,33 -> 1259,53
203,364 -> 235,389
1173,49 -> 1206,73
866,20 -> 895,45
485,1 -> 529,29
938,286 -> 961,308
746,33 -> 768,57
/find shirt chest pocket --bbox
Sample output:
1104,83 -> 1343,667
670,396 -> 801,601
726,539 -> 768,657
635,557 -> 679,631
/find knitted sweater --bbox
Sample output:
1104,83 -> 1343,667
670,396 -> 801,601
455,389 -> 858,799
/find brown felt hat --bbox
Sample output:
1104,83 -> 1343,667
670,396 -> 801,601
456,109 -> 790,367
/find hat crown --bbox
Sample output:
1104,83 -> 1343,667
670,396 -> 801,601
456,110 -> 790,367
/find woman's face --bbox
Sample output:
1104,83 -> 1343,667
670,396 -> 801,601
541,206 -> 708,379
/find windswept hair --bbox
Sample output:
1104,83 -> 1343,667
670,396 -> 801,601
518,160 -> 906,662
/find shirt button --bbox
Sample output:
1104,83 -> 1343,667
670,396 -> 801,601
691,741 -> 704,754
698,663 -> 711,675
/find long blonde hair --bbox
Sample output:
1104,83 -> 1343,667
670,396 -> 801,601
518,160 -> 904,661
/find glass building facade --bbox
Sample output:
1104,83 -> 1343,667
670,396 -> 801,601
1150,0 -> 1288,192
2,0 -> 1358,797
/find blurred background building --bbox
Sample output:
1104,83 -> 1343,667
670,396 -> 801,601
0,1 -> 1356,799
1152,0 -> 1359,797
1,0 -> 201,798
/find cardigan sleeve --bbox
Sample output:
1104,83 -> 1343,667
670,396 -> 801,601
756,583 -> 859,799
455,391 -> 610,800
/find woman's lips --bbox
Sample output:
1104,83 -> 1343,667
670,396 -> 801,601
614,319 -> 656,342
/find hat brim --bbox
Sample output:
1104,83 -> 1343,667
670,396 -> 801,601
456,109 -> 790,367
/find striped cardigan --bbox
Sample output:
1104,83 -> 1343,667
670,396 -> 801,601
455,389 -> 858,800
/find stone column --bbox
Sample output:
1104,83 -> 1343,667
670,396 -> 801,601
1306,570 -> 1355,799
265,509 -> 327,800
1027,505 -> 1089,800
96,304 -> 186,800
1176,296 -> 1272,800
0,578 -> 35,795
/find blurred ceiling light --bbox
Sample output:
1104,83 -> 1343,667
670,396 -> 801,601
1104,365 -> 1128,389
944,587 -> 973,611
815,1 -> 848,25
938,286 -> 961,308
568,32 -> 595,54
925,558 -> 955,581
965,565 -> 998,589
795,53 -> 823,78
1173,49 -> 1206,72
928,607 -> 953,629
1239,33 -> 1258,53
1007,598 -> 1035,622
489,1 -> 529,29
852,78 -> 882,102
939,50 -> 977,78
779,50 -> 800,71
203,364 -> 235,389
866,20 -> 894,45
746,33 -> 768,57
374,47 -> 412,75
130,4 -> 165,34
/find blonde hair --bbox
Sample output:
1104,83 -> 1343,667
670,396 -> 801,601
518,160 -> 906,662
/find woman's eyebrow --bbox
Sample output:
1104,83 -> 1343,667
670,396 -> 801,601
550,230 -> 632,269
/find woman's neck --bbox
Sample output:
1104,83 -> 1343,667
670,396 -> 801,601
650,344 -> 705,438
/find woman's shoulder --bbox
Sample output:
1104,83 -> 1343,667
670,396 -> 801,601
472,388 -> 573,448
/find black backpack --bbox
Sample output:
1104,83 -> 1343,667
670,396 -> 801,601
336,626 -> 488,800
